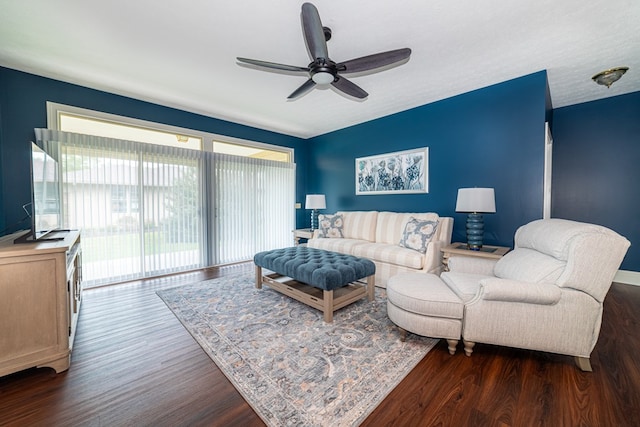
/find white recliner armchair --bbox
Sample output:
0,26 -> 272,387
441,218 -> 630,371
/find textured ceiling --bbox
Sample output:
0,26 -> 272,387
1,0 -> 638,139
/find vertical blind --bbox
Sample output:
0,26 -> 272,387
213,153 -> 295,264
35,128 -> 295,287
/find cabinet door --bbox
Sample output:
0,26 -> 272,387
0,256 -> 62,364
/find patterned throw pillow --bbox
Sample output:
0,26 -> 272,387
398,217 -> 438,253
317,214 -> 344,238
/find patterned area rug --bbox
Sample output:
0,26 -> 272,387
157,274 -> 438,427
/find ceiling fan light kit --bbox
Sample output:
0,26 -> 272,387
312,71 -> 334,85
592,66 -> 629,88
237,2 -> 411,100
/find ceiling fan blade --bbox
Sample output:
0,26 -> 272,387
301,3 -> 328,60
338,48 -> 412,74
331,76 -> 368,99
288,78 -> 317,99
237,57 -> 309,73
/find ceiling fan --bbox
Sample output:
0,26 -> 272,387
237,2 -> 411,100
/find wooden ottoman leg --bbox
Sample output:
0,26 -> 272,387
446,339 -> 459,355
323,289 -> 334,323
255,265 -> 262,289
366,274 -> 375,301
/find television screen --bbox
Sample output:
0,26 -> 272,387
30,142 -> 62,240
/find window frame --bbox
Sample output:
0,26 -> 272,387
46,102 -> 294,162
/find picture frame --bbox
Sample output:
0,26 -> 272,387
356,147 -> 429,195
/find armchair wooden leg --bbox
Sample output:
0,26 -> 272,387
446,339 -> 458,355
398,327 -> 407,342
574,356 -> 593,372
463,340 -> 475,356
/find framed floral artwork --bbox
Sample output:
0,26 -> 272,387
356,147 -> 429,195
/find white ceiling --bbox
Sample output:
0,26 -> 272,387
1,0 -> 638,139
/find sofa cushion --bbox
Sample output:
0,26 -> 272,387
375,211 -> 440,245
317,213 -> 344,238
398,217 -> 438,253
337,211 -> 378,242
494,248 -> 566,283
351,242 -> 425,269
307,238 -> 368,254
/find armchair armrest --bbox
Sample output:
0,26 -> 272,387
448,256 -> 497,275
476,277 -> 562,305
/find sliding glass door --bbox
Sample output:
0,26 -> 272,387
36,128 -> 295,287
37,130 -> 206,286
212,153 -> 295,265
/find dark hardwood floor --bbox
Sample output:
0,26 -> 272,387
1,263 -> 639,426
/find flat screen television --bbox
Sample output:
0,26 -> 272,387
15,142 -> 63,243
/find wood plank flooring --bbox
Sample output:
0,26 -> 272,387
1,264 -> 639,426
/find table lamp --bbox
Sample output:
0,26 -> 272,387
305,194 -> 326,231
455,188 -> 496,250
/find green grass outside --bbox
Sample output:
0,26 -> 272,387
82,231 -> 198,262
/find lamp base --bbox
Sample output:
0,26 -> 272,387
310,210 -> 318,231
466,213 -> 484,251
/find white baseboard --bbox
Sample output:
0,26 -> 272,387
614,270 -> 640,286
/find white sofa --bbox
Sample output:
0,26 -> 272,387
307,211 -> 453,287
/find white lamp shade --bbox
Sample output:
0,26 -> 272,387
455,188 -> 496,213
305,194 -> 326,209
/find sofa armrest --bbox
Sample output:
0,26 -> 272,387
423,239 -> 447,273
448,256 -> 497,275
475,277 -> 562,305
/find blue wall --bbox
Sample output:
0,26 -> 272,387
552,91 -> 640,271
0,66 -> 309,235
307,71 -> 549,247
3,66 -> 636,272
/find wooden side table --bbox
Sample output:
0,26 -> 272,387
293,228 -> 314,245
441,242 -> 510,271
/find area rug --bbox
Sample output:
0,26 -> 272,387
157,274 -> 438,427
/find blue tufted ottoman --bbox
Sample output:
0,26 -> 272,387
254,246 -> 376,322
